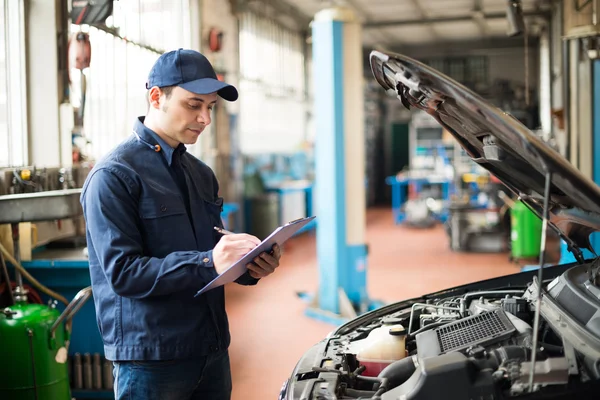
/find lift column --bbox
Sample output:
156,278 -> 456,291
304,7 -> 378,324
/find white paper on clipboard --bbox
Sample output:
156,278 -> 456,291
194,216 -> 316,296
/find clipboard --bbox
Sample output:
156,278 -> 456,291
194,216 -> 316,296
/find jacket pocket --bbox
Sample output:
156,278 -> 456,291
204,197 -> 224,244
204,197 -> 224,227
139,196 -> 186,219
138,195 -> 192,254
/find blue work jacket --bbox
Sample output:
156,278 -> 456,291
80,116 -> 257,361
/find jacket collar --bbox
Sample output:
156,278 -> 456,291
133,116 -> 186,166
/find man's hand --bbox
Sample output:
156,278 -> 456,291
213,233 -> 261,274
246,244 -> 282,279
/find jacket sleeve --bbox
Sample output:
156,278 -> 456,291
81,167 -> 218,299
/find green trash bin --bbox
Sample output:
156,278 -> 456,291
245,193 -> 280,240
510,200 -> 542,259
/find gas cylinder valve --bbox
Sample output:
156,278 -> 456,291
1,308 -> 17,318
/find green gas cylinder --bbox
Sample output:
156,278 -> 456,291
510,200 -> 543,259
0,302 -> 71,400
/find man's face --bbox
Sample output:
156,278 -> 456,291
154,86 -> 217,146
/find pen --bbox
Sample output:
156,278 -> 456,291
214,226 -> 235,235
214,226 -> 275,255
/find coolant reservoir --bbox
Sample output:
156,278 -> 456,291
353,324 -> 407,377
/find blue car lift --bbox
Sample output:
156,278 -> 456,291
296,7 -> 384,326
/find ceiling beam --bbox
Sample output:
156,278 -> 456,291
343,0 -> 395,47
380,36 -> 540,59
472,0 -> 489,37
232,0 -> 312,30
363,10 -> 550,29
407,0 -> 440,39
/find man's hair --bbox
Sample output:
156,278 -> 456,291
160,86 -> 174,98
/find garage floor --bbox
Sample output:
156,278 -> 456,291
225,206 -> 548,400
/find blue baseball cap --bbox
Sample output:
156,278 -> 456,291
146,48 -> 238,101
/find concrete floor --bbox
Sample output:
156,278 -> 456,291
225,207 -> 532,400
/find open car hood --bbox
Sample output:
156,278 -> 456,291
370,50 -> 600,259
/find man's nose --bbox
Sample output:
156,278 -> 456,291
197,110 -> 210,125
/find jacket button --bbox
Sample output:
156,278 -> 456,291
210,345 -> 219,352
203,257 -> 210,263
160,205 -> 167,212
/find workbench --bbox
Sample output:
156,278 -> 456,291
265,180 -> 316,235
385,173 -> 453,224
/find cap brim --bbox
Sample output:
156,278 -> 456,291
179,78 -> 238,101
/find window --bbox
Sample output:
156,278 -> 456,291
0,0 -> 28,167
238,12 -> 307,154
421,55 -> 489,94
71,0 -> 191,162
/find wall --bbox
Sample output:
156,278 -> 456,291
199,0 -> 240,115
195,0 -> 242,202
26,0 -> 64,167
487,47 -> 539,88
389,40 -> 540,92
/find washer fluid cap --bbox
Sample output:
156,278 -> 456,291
389,325 -> 407,336
382,316 -> 405,325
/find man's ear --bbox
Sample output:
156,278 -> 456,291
148,86 -> 162,110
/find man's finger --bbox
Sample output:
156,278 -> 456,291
224,233 -> 261,246
252,257 -> 275,273
225,240 -> 259,253
259,252 -> 278,266
272,244 -> 282,259
248,269 -> 261,279
247,263 -> 268,277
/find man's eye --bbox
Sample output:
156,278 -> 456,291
189,104 -> 200,109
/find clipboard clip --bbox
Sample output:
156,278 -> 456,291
288,216 -> 314,224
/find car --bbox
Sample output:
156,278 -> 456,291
279,50 -> 600,400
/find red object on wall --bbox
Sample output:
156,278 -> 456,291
208,28 -> 223,52
68,32 -> 91,71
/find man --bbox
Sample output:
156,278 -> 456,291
80,49 -> 282,400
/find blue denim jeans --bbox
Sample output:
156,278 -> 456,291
112,350 -> 232,400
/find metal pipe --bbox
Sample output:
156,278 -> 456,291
103,358 -> 113,389
50,286 -> 92,337
528,171 -> 553,392
93,353 -> 102,389
564,39 -> 571,160
83,353 -> 92,389
73,353 -> 83,389
27,329 -> 38,400
11,223 -> 25,302
0,248 -> 14,306
462,290 -> 524,301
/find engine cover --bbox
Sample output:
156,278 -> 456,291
381,352 -> 498,400
548,264 -> 600,338
416,309 -> 517,359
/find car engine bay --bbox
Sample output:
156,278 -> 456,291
288,261 -> 600,399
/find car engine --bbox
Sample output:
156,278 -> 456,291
290,263 -> 600,399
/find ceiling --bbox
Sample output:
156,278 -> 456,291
264,0 -> 552,49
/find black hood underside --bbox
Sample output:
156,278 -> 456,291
370,50 -> 600,257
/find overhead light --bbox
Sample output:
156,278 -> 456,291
506,0 -> 525,37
